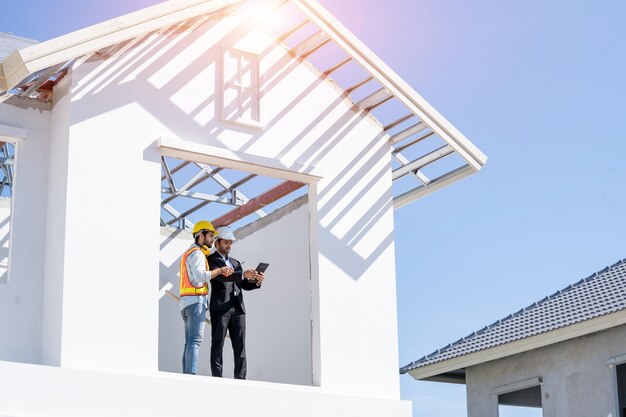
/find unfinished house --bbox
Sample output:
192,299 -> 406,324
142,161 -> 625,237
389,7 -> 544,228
401,258 -> 626,417
0,0 -> 486,415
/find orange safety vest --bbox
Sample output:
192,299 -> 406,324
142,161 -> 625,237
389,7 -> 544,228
179,246 -> 209,297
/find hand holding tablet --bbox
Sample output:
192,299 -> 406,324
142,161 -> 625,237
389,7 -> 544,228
255,262 -> 269,273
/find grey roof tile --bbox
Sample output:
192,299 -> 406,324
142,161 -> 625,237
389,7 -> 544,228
400,258 -> 626,374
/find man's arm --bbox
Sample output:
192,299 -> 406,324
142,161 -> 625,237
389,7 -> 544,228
207,255 -> 237,282
241,270 -> 263,291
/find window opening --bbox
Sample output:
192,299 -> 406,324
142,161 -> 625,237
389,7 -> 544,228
498,385 -> 543,417
0,142 -> 15,283
223,49 -> 260,126
616,363 -> 626,417
158,155 -> 313,384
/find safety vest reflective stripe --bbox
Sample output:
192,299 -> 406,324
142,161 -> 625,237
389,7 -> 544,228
179,247 -> 209,297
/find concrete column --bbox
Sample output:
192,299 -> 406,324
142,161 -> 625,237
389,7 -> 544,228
42,72 -> 161,373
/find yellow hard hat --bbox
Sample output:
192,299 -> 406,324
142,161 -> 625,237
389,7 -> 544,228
192,220 -> 217,236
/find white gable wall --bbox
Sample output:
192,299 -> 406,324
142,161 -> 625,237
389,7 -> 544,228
36,12 -> 400,398
0,99 -> 51,364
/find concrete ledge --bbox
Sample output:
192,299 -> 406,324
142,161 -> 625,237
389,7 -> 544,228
0,361 -> 411,417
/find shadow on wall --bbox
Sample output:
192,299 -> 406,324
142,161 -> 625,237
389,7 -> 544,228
72,11 -> 394,286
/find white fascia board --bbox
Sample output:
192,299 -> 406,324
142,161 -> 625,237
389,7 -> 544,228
290,0 -> 487,171
0,0 -> 242,91
0,123 -> 27,142
157,137 -> 323,184
406,308 -> 626,381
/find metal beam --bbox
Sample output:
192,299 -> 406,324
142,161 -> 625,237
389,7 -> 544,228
178,165 -> 221,194
393,165 -> 475,209
389,121 -> 427,145
160,156 -> 177,193
278,19 -> 309,42
160,160 -> 190,181
166,173 -> 256,225
392,151 -> 430,185
323,56 -> 351,76
345,75 -> 373,94
161,189 -> 243,205
355,87 -> 391,111
393,131 -> 435,154
291,30 -> 330,57
290,0 -> 487,171
384,113 -> 415,132
193,162 -> 267,218
20,62 -> 67,97
392,145 -> 454,181
212,180 -> 305,227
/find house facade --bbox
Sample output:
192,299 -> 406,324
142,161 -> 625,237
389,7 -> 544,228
0,1 -> 486,416
402,259 -> 626,417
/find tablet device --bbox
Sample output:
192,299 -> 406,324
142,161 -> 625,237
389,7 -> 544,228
255,262 -> 269,273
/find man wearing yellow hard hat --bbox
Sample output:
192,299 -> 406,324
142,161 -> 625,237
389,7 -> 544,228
179,220 -> 233,375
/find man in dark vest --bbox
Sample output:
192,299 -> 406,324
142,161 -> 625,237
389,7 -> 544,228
208,226 -> 265,379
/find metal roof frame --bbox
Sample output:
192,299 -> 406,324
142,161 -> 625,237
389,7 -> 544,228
0,0 -> 487,227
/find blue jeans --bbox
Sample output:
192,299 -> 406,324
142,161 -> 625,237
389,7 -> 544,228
181,302 -> 207,375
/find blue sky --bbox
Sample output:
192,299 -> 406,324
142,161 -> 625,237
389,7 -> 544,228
3,1 -> 625,416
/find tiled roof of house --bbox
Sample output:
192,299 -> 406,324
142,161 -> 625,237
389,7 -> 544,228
400,258 -> 626,374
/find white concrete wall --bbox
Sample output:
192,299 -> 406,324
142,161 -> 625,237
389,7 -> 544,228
0,99 -> 51,364
41,10 -> 400,399
41,76 -> 71,366
466,324 -> 626,417
158,198 -> 312,385
0,359 -> 411,417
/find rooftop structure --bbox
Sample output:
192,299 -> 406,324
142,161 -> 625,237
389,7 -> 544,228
402,258 -> 626,382
0,0 -> 486,230
0,1 -> 486,416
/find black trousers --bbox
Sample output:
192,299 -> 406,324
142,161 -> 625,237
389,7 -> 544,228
210,304 -> 247,379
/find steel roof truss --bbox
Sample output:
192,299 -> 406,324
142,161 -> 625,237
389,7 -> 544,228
392,151 -> 430,186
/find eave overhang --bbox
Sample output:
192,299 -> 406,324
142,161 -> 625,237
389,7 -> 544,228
403,308 -> 626,381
